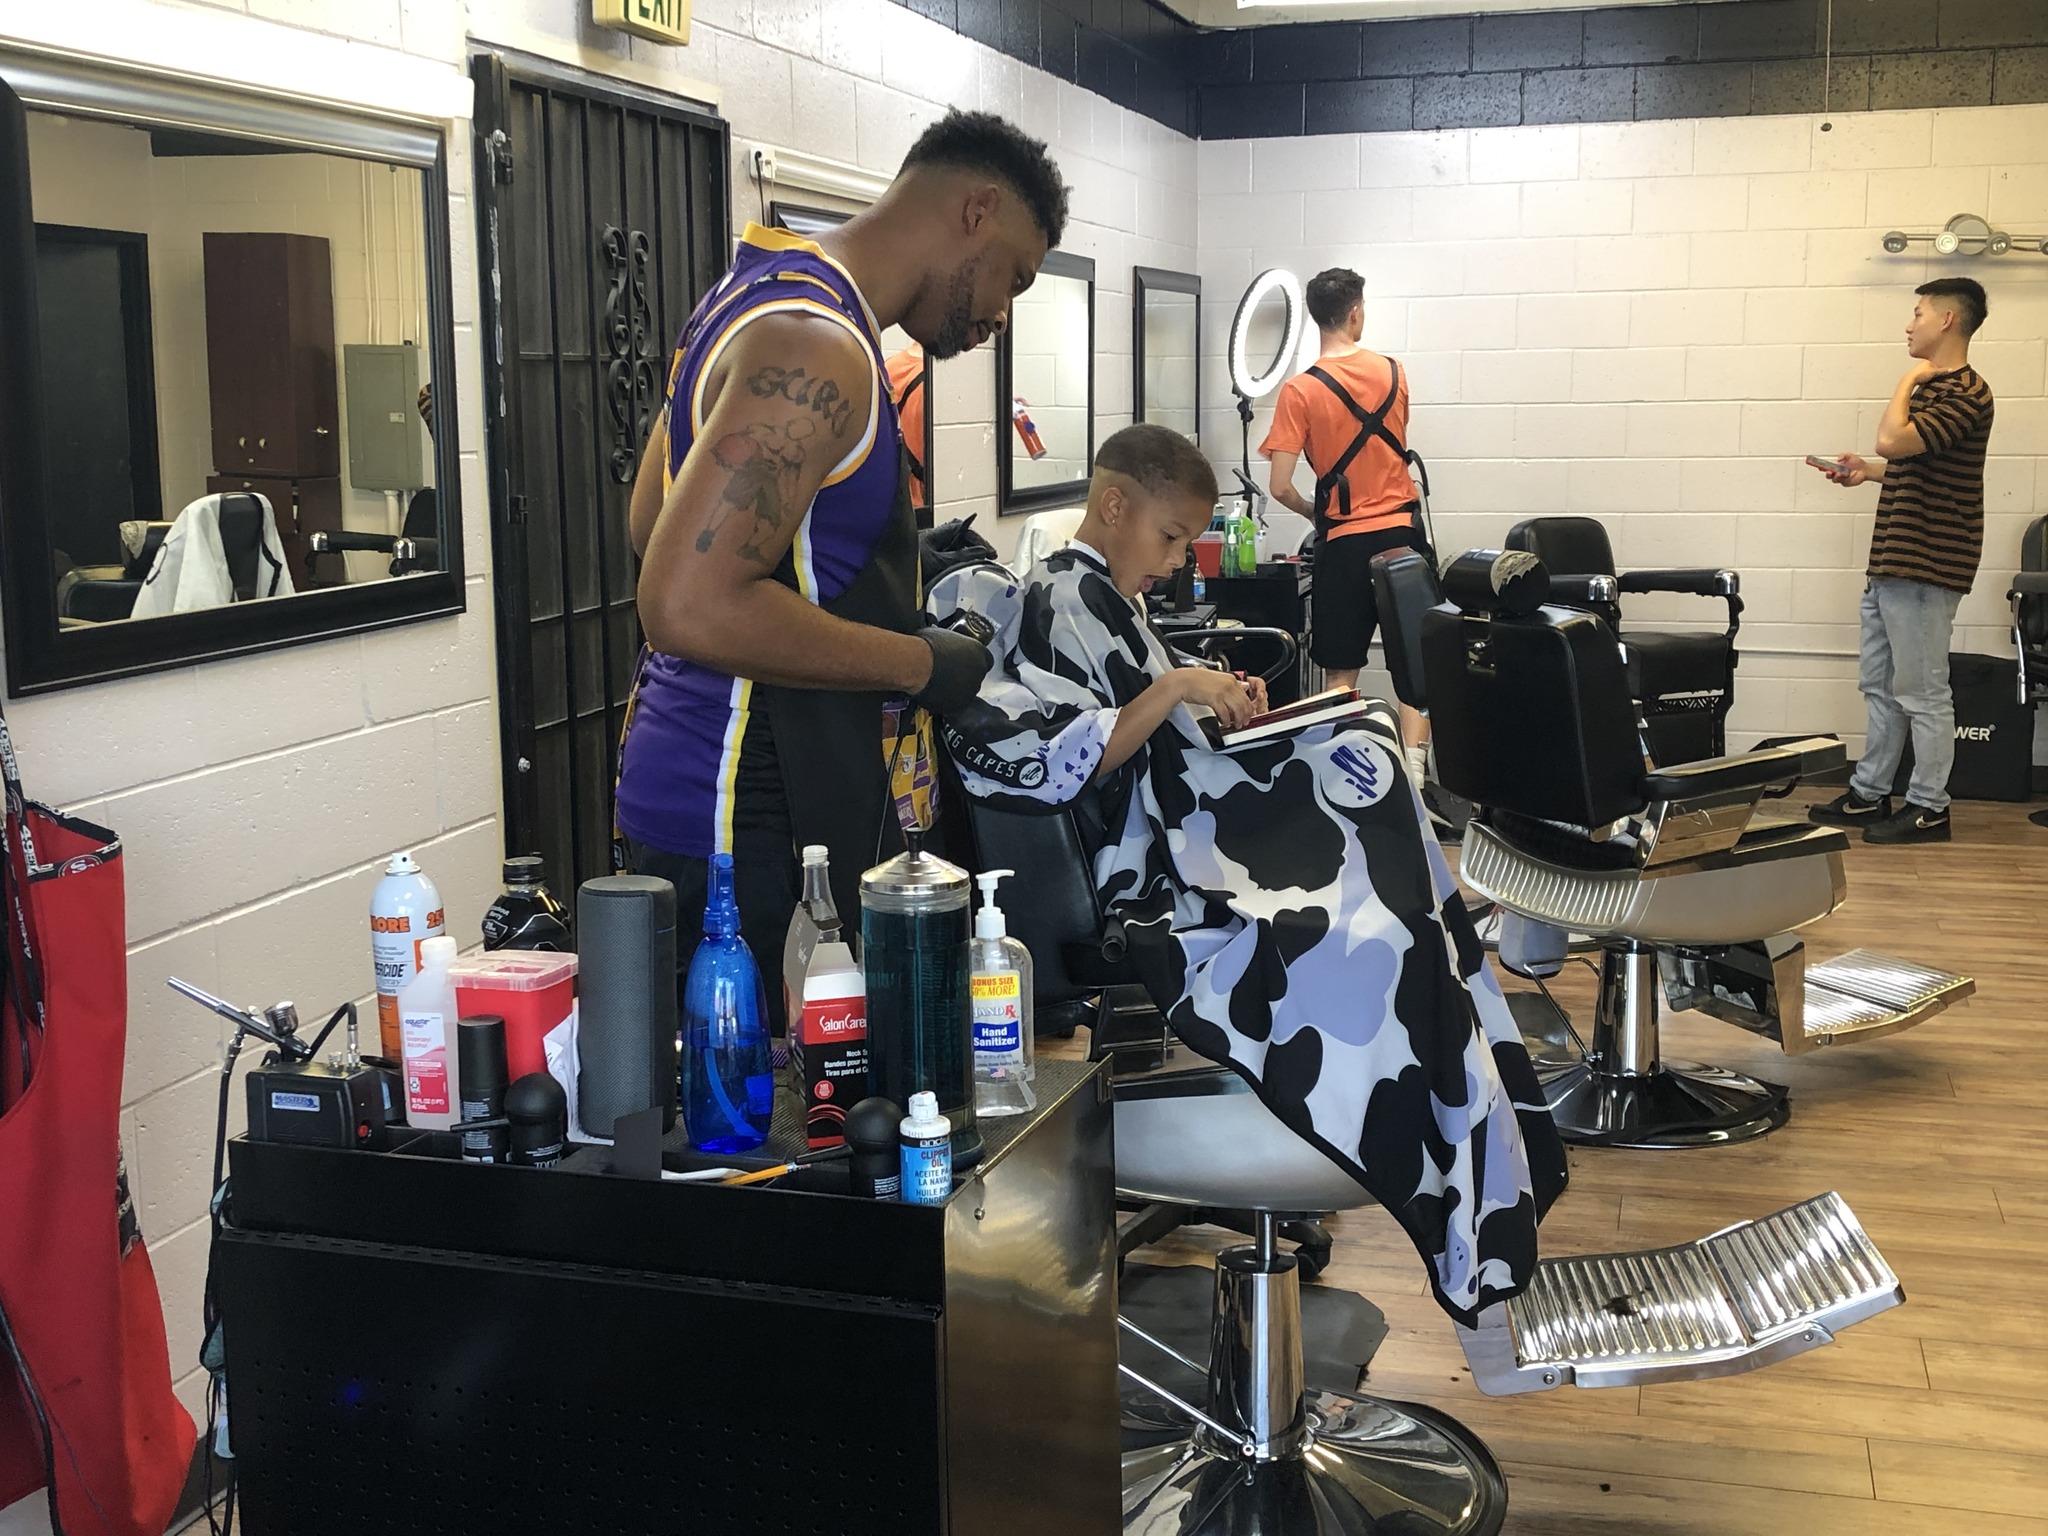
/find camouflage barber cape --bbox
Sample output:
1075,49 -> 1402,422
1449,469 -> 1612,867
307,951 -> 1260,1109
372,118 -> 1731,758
929,548 -> 1566,1324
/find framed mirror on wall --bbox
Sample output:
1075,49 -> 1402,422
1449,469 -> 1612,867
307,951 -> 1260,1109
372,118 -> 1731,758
767,200 -> 934,529
998,249 -> 1094,515
1133,267 -> 1199,444
0,54 -> 464,695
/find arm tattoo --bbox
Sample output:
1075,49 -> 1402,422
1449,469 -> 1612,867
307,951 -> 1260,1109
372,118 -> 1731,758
694,414 -> 819,567
745,365 -> 858,437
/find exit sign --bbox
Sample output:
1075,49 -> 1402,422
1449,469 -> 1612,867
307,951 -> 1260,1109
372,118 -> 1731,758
593,0 -> 690,45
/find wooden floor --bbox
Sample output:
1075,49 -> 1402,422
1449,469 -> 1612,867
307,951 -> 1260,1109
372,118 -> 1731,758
1114,790 -> 2048,1534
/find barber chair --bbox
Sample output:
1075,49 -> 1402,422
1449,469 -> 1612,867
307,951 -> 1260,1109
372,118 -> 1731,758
2014,514 -> 2048,692
1505,515 -> 1740,766
307,488 -> 439,580
1420,552 -> 1971,1148
2013,516 -> 2048,828
1115,1065 -> 1907,1534
55,519 -> 174,623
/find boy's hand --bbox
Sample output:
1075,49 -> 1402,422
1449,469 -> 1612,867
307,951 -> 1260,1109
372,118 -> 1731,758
1180,668 -> 1256,732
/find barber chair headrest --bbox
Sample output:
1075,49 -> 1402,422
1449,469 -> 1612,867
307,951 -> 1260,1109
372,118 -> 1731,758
1439,548 -> 1549,619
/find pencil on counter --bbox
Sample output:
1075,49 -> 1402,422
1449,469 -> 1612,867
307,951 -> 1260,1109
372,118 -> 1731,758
719,1163 -> 798,1187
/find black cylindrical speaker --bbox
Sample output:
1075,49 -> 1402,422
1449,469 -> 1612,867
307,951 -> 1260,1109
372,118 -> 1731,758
576,875 -> 679,1137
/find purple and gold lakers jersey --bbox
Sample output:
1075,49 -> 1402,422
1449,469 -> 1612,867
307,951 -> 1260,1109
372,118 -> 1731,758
616,225 -> 905,859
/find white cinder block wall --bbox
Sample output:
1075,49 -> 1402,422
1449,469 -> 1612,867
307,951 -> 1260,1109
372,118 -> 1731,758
0,3 -> 1187,1518
2,3 -> 2043,1528
1198,109 -> 2048,753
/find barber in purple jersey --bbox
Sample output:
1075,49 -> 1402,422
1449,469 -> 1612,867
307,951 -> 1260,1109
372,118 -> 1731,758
621,112 -> 1069,1028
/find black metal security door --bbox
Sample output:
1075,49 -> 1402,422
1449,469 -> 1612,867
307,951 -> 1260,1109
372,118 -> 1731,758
472,51 -> 729,888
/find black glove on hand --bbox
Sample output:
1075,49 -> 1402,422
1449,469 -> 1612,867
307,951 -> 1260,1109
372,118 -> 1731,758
913,625 -> 992,715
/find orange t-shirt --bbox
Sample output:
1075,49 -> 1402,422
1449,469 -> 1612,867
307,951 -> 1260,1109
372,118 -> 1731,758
884,344 -> 928,511
1259,349 -> 1418,539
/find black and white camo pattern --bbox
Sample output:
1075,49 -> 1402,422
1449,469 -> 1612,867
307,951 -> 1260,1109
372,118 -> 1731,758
930,549 -> 1566,1323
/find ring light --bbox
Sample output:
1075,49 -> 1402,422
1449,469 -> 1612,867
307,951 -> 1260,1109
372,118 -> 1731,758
1228,268 -> 1304,402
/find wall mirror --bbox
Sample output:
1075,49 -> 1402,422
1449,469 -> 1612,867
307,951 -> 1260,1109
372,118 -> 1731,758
0,55 -> 462,694
769,200 -> 934,529
998,249 -> 1094,515
1133,267 -> 1199,443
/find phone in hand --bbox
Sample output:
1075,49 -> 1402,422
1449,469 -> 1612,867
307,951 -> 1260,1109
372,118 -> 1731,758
1805,454 -> 1844,475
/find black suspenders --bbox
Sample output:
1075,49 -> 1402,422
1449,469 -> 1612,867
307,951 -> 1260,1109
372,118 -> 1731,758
893,369 -> 928,487
1305,358 -> 1405,538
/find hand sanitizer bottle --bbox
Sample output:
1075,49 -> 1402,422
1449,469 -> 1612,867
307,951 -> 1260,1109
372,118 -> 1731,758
970,870 -> 1036,1118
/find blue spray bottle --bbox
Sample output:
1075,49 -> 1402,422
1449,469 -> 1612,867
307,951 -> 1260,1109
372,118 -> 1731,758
680,853 -> 774,1153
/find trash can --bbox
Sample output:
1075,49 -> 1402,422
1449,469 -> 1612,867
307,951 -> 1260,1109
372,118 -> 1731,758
1889,652 -> 2035,802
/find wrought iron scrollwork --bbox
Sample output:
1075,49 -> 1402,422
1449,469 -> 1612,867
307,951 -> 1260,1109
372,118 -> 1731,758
601,224 -> 660,484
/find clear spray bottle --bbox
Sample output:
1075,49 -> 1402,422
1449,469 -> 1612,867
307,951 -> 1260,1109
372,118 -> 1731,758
970,869 -> 1035,1118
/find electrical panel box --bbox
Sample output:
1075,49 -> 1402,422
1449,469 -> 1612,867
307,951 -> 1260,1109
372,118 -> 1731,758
342,343 -> 426,492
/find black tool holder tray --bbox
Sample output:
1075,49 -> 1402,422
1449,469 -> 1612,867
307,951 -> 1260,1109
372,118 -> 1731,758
214,1057 -> 1118,1536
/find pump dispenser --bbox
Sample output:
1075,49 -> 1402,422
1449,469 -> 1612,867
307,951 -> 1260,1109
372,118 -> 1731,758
970,869 -> 1036,1117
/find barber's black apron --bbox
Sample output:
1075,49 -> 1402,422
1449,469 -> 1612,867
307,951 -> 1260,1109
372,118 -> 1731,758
1305,358 -> 1412,545
752,440 -> 925,929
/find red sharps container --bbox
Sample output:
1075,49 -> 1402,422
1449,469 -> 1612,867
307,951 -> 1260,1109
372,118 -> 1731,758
449,951 -> 578,1081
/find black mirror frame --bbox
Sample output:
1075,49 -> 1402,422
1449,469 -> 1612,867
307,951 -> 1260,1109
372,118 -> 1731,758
766,198 -> 933,528
1133,266 -> 1200,444
0,74 -> 465,697
997,249 -> 1095,517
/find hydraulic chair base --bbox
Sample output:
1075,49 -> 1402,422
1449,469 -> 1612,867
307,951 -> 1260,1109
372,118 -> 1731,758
1535,1054 -> 1788,1149
1120,1232 -> 1506,1536
1121,1389 -> 1506,1536
1536,943 -> 1791,1149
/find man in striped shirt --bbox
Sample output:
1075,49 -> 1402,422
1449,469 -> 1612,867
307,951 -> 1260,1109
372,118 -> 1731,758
1810,278 -> 1994,845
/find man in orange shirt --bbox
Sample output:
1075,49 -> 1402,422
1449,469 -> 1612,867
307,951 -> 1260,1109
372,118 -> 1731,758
1261,267 -> 1430,781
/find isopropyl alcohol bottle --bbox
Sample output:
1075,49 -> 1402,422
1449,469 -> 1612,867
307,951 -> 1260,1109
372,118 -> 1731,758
970,869 -> 1036,1118
397,935 -> 460,1131
781,844 -> 841,1029
371,851 -> 444,1061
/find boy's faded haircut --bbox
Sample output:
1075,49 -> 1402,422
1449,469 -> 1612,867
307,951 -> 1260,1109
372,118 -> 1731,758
1094,422 -> 1218,505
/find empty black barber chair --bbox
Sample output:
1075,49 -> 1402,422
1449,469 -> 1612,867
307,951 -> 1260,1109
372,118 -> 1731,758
1421,550 -> 1971,1147
307,488 -> 440,581
1506,515 -> 1740,766
2013,514 -> 2048,705
2013,516 -> 2048,829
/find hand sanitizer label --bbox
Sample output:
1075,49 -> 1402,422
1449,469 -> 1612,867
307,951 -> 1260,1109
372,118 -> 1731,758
972,972 -> 1024,1066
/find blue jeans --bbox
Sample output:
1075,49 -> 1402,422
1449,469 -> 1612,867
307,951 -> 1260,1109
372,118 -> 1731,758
1848,576 -> 1963,813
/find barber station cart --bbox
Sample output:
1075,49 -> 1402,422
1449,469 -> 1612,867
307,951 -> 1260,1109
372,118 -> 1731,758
214,1060 -> 1119,1536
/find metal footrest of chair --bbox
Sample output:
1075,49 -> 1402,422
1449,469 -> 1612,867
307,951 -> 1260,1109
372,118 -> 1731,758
1662,941 -> 1973,1056
1457,1191 -> 1903,1396
1799,949 -> 1974,1051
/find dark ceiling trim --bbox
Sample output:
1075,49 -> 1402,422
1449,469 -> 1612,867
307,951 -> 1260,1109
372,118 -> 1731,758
886,0 -> 2048,138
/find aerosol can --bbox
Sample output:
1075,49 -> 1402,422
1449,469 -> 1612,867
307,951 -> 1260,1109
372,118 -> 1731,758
371,851 -> 444,1061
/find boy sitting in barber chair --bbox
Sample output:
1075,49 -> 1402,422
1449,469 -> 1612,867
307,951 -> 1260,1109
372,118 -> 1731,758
927,424 -> 1564,1325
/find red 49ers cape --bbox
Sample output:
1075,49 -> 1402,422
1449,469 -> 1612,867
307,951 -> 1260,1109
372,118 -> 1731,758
0,712 -> 195,1534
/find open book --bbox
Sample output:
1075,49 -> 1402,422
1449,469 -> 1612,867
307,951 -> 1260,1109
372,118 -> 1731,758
1200,687 -> 1379,749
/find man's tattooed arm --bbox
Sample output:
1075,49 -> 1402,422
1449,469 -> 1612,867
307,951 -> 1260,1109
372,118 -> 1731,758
746,364 -> 857,436
636,318 -> 926,692
691,359 -> 863,569
694,415 -> 817,565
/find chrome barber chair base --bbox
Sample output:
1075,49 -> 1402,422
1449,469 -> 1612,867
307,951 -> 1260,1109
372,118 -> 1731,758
1535,1056 -> 1789,1149
1121,1392 -> 1507,1536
